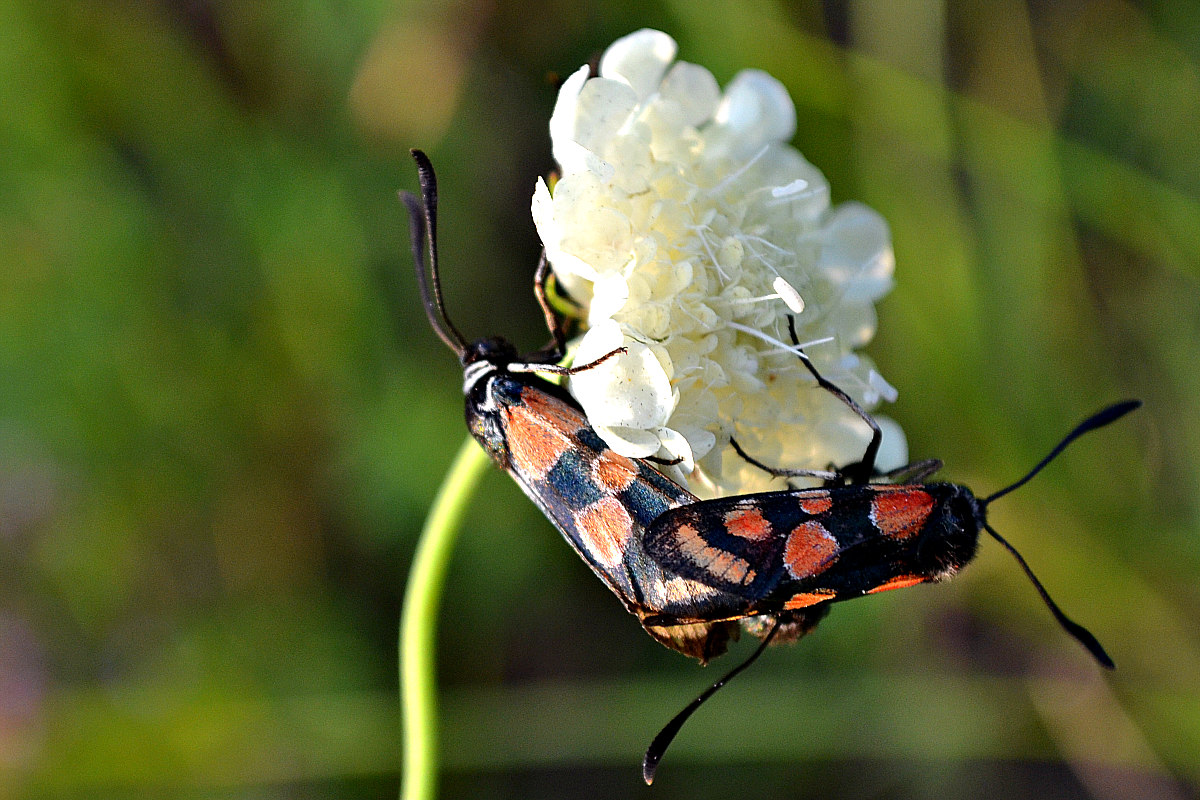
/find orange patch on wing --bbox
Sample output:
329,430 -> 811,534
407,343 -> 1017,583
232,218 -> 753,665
520,388 -> 588,433
870,488 -> 935,540
575,497 -> 632,568
592,450 -> 639,493
784,590 -> 836,610
798,495 -> 833,515
867,575 -> 926,594
674,523 -> 756,586
784,521 -> 839,580
505,404 -> 575,479
724,506 -> 772,540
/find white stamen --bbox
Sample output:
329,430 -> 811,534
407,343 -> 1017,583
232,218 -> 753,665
727,293 -> 784,306
738,234 -> 791,256
727,321 -> 832,354
772,276 -> 805,314
690,224 -> 729,281
770,178 -> 809,198
708,144 -> 770,195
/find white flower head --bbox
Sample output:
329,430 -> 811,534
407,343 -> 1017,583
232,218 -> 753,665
533,29 -> 905,495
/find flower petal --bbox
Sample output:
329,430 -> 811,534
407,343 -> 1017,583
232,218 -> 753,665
654,426 -> 696,473
571,77 -> 639,161
589,271 -> 630,321
599,29 -> 677,100
714,70 -> 796,145
659,62 -> 721,128
569,320 -> 676,429
593,424 -> 662,458
874,415 -> 909,473
532,177 -> 602,286
819,202 -> 895,302
548,66 -> 593,174
546,173 -> 632,276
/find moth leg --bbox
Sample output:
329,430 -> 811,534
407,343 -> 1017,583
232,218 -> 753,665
525,251 -> 568,363
785,316 -> 882,484
729,437 -> 840,484
514,257 -> 627,376
509,346 -> 628,377
727,316 -> 884,485
877,458 -> 943,484
511,261 -> 628,376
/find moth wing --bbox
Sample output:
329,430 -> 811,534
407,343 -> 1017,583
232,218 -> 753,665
645,489 -> 841,601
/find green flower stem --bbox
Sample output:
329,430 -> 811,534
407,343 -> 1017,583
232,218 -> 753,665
401,437 -> 490,800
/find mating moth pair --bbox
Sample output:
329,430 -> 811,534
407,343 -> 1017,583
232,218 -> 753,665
402,150 -> 1137,783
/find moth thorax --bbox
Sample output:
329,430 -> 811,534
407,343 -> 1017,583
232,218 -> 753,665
464,378 -> 510,466
915,484 -> 983,580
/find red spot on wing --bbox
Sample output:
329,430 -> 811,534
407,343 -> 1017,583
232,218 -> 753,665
798,495 -> 833,516
506,403 -> 576,479
592,449 -> 639,493
866,574 -> 926,594
724,506 -> 772,540
784,590 -> 836,610
784,520 -> 839,580
521,387 -> 589,431
575,496 -> 633,568
870,488 -> 935,540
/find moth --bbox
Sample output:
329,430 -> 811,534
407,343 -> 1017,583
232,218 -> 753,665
402,150 -> 1138,783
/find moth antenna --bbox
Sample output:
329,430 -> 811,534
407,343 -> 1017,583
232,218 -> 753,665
643,621 -> 781,785
982,400 -> 1141,506
976,400 -> 1140,669
402,149 -> 468,358
983,523 -> 1114,668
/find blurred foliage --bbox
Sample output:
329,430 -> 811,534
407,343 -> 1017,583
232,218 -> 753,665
0,0 -> 1197,798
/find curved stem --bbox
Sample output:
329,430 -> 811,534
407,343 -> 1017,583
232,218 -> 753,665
400,437 -> 489,800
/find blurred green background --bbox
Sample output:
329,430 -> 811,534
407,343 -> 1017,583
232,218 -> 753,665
2,0 -> 1197,797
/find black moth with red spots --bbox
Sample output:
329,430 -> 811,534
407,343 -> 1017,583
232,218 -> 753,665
643,484 -> 981,619
636,315 -> 1138,782
406,151 -> 776,663
403,150 -> 1140,785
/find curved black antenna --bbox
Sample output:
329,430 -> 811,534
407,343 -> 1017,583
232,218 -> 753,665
977,400 -> 1140,669
402,149 -> 468,357
982,400 -> 1142,506
643,620 -> 781,785
983,523 -> 1114,668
